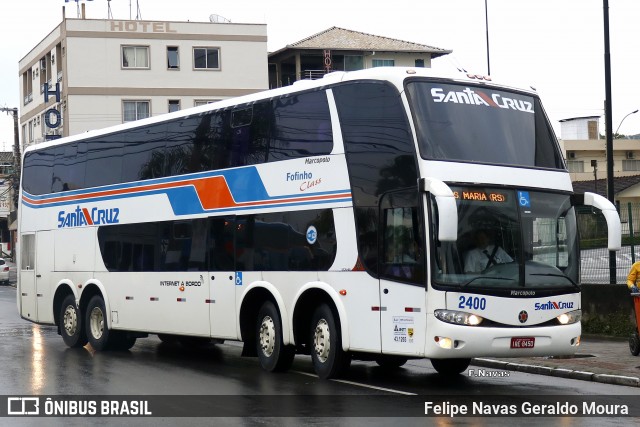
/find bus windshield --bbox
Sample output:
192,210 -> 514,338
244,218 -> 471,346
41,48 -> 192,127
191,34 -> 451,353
432,187 -> 579,291
406,80 -> 564,169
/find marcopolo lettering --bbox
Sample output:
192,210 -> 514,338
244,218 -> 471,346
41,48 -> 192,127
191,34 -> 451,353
304,156 -> 331,164
431,87 -> 534,113
534,301 -> 574,311
57,206 -> 120,228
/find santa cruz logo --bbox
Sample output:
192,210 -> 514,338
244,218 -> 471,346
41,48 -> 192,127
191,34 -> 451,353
58,206 -> 120,228
534,301 -> 574,311
431,87 -> 534,113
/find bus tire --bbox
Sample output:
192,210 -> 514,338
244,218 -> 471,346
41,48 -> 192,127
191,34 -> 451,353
111,332 -> 137,351
430,358 -> 471,375
59,294 -> 88,348
310,303 -> 350,379
376,355 -> 408,369
85,295 -> 115,351
630,332 -> 640,356
256,301 -> 295,372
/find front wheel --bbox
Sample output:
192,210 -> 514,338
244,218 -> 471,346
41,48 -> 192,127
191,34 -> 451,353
630,331 -> 640,356
256,301 -> 295,372
310,303 -> 350,379
59,294 -> 88,348
430,358 -> 471,375
85,295 -> 116,351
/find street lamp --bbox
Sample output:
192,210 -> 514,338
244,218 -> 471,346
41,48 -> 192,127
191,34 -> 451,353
615,109 -> 639,137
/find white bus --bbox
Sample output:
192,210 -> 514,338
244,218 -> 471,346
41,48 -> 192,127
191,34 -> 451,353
18,67 -> 621,379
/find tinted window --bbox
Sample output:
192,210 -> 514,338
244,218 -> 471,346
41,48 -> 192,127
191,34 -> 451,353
84,134 -> 124,188
268,90 -> 333,161
22,149 -> 55,195
98,210 -> 337,272
333,81 -> 418,276
406,81 -> 564,169
122,123 -> 166,182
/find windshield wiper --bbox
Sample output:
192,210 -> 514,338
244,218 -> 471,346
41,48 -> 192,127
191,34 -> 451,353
529,273 -> 580,290
460,276 -> 514,289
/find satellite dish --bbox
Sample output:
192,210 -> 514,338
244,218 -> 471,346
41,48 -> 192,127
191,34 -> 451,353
209,14 -> 231,23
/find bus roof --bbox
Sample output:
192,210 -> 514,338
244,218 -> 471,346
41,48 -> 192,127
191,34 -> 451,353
24,67 -> 539,156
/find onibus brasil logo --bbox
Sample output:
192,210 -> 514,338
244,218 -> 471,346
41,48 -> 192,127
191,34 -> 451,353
58,206 -> 120,228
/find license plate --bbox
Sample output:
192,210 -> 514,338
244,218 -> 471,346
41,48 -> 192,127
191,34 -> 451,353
511,337 -> 535,349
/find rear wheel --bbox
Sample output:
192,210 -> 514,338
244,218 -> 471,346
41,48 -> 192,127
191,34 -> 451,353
430,358 -> 471,375
59,294 -> 87,348
256,301 -> 295,372
310,303 -> 350,379
630,331 -> 640,356
85,295 -> 116,351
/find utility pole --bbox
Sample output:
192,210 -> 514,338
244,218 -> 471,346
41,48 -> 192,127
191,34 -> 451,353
1,107 -> 20,260
603,0 -> 616,284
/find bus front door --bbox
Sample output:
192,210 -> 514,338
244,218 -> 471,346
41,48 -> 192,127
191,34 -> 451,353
379,191 -> 427,356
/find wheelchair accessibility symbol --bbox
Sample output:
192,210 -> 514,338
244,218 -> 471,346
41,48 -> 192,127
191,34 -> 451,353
518,191 -> 530,208
235,272 -> 243,286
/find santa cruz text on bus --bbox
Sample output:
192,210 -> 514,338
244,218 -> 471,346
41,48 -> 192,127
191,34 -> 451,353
57,206 -> 120,228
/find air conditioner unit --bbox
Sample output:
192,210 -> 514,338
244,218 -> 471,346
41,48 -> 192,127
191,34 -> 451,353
626,151 -> 635,159
568,151 -> 576,159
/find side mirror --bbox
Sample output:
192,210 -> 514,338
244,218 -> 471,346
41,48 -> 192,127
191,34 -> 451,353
572,192 -> 621,251
419,177 -> 458,242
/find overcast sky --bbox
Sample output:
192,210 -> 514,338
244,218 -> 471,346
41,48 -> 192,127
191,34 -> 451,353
1,0 -> 640,150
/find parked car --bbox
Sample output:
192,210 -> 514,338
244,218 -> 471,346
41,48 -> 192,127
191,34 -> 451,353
0,258 -> 10,285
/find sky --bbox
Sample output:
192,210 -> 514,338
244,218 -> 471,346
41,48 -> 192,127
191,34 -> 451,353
1,0 -> 640,150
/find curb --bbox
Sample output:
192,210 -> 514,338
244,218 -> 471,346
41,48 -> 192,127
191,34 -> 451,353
472,358 -> 640,387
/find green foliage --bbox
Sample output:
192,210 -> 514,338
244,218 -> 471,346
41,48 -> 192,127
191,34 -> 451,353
582,311 -> 636,337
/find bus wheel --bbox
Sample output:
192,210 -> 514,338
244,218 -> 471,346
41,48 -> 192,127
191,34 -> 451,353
310,303 -> 350,379
59,294 -> 88,348
630,332 -> 640,356
430,358 -> 471,375
256,301 -> 295,372
111,332 -> 137,351
85,295 -> 114,351
376,355 -> 408,369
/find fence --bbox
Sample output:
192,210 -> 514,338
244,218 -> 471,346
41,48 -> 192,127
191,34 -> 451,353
578,202 -> 640,284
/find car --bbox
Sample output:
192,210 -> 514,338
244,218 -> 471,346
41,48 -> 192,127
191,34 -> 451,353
0,258 -> 10,285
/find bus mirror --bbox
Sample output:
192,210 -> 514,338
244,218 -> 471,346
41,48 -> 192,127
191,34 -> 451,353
419,177 -> 458,242
577,192 -> 622,251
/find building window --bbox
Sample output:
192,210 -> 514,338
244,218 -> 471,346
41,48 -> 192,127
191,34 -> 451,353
344,56 -> 364,71
122,46 -> 149,69
193,47 -> 220,70
168,100 -> 181,113
623,159 -> 640,172
123,100 -> 150,122
167,46 -> 179,69
415,59 -> 425,67
372,59 -> 394,68
566,160 -> 584,173
194,100 -> 218,107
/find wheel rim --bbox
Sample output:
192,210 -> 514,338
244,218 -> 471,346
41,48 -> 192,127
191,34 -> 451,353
89,306 -> 104,340
63,305 -> 77,336
259,315 -> 275,357
313,318 -> 331,363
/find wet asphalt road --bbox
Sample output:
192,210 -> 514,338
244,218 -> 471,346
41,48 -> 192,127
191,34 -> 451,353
1,284 -> 639,426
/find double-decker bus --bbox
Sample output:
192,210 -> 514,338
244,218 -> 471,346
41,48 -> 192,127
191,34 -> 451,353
17,67 -> 621,379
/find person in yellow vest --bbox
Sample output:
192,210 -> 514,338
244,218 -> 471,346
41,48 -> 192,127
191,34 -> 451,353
626,261 -> 640,293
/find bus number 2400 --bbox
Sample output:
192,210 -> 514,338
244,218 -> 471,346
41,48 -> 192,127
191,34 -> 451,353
458,296 -> 487,311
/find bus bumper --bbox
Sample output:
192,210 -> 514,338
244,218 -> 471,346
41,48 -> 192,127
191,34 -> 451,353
424,315 -> 581,359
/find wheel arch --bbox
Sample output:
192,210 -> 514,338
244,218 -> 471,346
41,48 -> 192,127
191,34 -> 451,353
292,282 -> 349,352
78,280 -> 110,327
52,281 -> 77,327
238,281 -> 289,355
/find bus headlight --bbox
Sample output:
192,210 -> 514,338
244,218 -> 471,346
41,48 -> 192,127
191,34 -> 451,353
557,310 -> 581,325
434,309 -> 484,326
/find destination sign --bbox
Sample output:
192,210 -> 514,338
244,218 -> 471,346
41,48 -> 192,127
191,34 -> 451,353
453,191 -> 507,203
